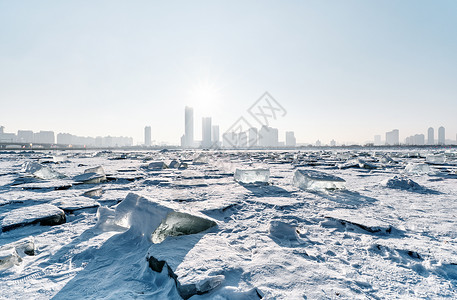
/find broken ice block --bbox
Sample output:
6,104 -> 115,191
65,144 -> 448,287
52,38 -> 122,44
234,168 -> 270,184
426,154 -> 446,165
151,211 -> 216,244
0,247 -> 21,270
1,204 -> 66,232
22,161 -> 66,180
385,175 -> 425,191
74,166 -> 106,184
193,153 -> 208,165
293,169 -> 345,190
148,161 -> 167,170
100,193 -> 216,242
404,163 -> 434,175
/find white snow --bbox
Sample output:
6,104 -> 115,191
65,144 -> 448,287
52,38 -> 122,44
1,149 -> 457,299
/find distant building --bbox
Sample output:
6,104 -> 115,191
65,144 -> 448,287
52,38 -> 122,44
212,125 -> 220,147
17,130 -> 34,143
184,106 -> 194,148
374,135 -> 382,146
34,131 -> 55,144
201,117 -> 212,148
285,131 -> 296,147
427,127 -> 434,145
248,128 -> 258,148
385,129 -> 399,145
259,126 -> 278,147
0,126 -> 4,134
315,140 -> 321,147
223,132 -> 237,148
239,131 -> 248,148
57,133 -> 73,145
406,134 -> 425,145
330,139 -> 336,147
438,126 -> 445,145
144,126 -> 152,146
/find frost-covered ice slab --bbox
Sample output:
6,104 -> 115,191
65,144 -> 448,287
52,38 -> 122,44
51,197 -> 100,213
0,237 -> 35,269
73,166 -> 106,184
385,175 -> 425,191
323,211 -> 393,234
22,161 -> 66,180
82,187 -> 103,198
1,204 -> 66,232
404,163 -> 434,175
0,247 -> 21,269
147,161 -> 167,170
97,193 -> 216,243
293,169 -> 345,190
234,168 -> 270,184
338,158 -> 377,170
426,154 -> 446,165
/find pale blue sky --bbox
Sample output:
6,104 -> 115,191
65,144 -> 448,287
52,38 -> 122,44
1,1 -> 456,145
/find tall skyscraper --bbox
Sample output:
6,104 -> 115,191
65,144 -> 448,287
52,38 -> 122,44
427,127 -> 434,145
248,128 -> 258,148
259,126 -> 278,147
184,106 -> 194,148
385,129 -> 399,145
239,131 -> 247,148
212,125 -> 219,147
144,126 -> 151,146
201,117 -> 212,148
374,135 -> 381,146
438,126 -> 445,145
285,131 -> 296,147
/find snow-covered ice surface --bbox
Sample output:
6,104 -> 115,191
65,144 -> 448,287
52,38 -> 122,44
1,149 -> 457,299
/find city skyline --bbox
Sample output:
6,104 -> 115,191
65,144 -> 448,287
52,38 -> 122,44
1,1 -> 457,145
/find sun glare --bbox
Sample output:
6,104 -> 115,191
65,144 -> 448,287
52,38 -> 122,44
188,79 -> 222,114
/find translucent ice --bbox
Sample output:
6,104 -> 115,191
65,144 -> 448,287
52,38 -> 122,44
74,166 -> 106,184
293,169 -> 345,190
99,193 -> 216,242
234,168 -> 270,184
404,163 -> 434,175
22,161 -> 66,180
426,154 -> 446,165
151,211 -> 216,244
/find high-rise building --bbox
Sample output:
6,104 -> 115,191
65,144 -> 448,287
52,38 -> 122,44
385,129 -> 399,145
17,130 -> 34,143
201,117 -> 212,148
184,106 -> 194,148
0,126 -> 4,134
34,131 -> 55,144
248,128 -> 258,148
438,126 -> 445,145
259,126 -> 278,147
330,139 -> 336,147
285,131 -> 296,147
427,127 -> 434,145
223,132 -> 237,148
212,125 -> 219,147
374,135 -> 381,146
144,126 -> 152,146
239,132 -> 247,148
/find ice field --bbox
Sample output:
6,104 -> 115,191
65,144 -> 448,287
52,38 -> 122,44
1,149 -> 457,299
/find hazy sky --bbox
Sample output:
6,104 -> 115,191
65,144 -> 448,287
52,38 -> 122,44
1,1 -> 456,145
